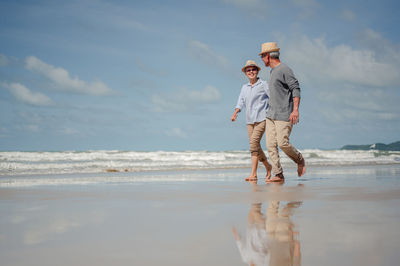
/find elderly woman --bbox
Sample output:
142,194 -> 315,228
231,60 -> 272,182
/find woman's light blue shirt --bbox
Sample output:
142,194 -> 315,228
235,78 -> 269,124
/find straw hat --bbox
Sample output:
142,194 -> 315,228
241,60 -> 261,73
259,42 -> 280,55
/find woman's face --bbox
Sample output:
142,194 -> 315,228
245,67 -> 259,80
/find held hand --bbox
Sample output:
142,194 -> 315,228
289,110 -> 299,125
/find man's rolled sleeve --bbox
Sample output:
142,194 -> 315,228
292,87 -> 301,98
286,69 -> 301,98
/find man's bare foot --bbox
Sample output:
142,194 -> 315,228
245,175 -> 257,181
266,173 -> 284,183
297,158 -> 306,177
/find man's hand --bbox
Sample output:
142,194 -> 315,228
290,97 -> 300,125
289,110 -> 299,125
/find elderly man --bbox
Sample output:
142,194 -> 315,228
259,42 -> 306,182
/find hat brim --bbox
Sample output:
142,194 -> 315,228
259,48 -> 280,56
242,65 -> 261,73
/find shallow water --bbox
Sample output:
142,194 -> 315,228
1,164 -> 399,266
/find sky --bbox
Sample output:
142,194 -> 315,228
1,0 -> 399,151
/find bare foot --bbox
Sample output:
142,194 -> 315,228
266,173 -> 284,183
265,165 -> 272,180
245,175 -> 257,181
297,158 -> 306,177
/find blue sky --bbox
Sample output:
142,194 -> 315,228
1,0 -> 399,151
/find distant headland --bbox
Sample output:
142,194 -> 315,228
341,141 -> 400,151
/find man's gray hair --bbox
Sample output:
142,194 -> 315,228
270,51 -> 280,59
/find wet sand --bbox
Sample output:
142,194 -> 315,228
1,164 -> 400,266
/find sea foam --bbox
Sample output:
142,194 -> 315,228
1,149 -> 399,176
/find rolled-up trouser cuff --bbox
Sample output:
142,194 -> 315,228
247,121 -> 267,162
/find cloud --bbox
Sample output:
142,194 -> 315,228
24,124 -> 41,133
25,56 -> 113,95
101,13 -> 148,32
341,9 -> 356,21
222,0 -> 268,18
135,59 -> 168,76
321,105 -> 400,124
291,0 -> 318,7
290,0 -> 319,19
165,128 -> 188,138
58,127 -> 80,135
24,217 -> 81,245
0,127 -> 8,138
356,28 -> 400,64
0,54 -> 9,66
321,86 -> 400,122
152,85 -> 221,112
79,0 -> 150,32
3,82 -> 53,106
187,40 -> 230,70
283,35 -> 400,87
18,207 -> 105,246
279,33 -> 400,123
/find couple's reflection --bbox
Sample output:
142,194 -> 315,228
233,183 -> 302,266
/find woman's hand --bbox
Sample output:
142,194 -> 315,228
231,113 -> 238,121
232,227 -> 240,240
231,108 -> 240,122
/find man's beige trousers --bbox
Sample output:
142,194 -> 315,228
265,118 -> 303,175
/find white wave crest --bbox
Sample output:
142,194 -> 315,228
0,149 -> 399,177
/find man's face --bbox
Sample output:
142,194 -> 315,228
261,53 -> 270,67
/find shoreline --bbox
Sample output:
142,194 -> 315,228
1,163 -> 399,189
1,161 -> 400,179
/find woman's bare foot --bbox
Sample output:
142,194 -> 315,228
297,158 -> 306,177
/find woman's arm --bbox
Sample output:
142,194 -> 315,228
231,108 -> 241,121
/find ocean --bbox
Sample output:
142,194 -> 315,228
1,149 -> 399,187
1,149 -> 400,175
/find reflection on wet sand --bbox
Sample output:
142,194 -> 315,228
233,183 -> 302,266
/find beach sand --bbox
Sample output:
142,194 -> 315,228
1,164 -> 400,266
